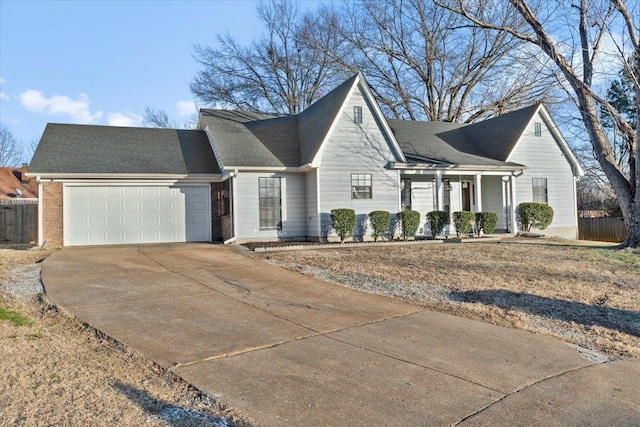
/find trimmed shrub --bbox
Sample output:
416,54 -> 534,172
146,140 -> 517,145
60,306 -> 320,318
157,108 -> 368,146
369,210 -> 391,242
426,210 -> 449,236
452,211 -> 475,238
331,208 -> 356,242
475,212 -> 498,235
518,202 -> 554,231
397,210 -> 421,240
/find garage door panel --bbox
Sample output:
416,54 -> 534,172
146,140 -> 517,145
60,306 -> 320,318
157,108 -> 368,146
86,187 -> 107,197
107,201 -> 124,212
106,216 -> 125,227
123,187 -> 142,197
123,202 -> 142,214
66,185 -> 211,246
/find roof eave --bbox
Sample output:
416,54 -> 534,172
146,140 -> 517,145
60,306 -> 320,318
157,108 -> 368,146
391,162 -> 527,173
26,173 -> 222,181
221,164 -> 315,173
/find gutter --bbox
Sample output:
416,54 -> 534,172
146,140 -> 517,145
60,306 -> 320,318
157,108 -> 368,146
390,162 -> 526,172
25,173 -> 222,181
222,164 -> 315,173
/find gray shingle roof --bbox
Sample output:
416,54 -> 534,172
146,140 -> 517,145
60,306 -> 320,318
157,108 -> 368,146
198,110 -> 299,168
199,74 -> 536,170
29,124 -> 219,174
462,103 -> 541,161
199,75 -> 359,168
387,120 -> 524,167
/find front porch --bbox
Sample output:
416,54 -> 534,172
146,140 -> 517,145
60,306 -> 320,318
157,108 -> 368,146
399,169 -> 520,236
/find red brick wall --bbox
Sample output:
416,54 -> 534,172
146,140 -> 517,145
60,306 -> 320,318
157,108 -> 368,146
42,181 -> 63,247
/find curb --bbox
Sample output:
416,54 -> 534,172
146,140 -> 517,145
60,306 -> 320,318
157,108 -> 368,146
252,236 -> 502,252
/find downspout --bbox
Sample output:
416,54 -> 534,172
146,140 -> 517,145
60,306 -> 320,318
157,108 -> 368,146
36,176 -> 43,247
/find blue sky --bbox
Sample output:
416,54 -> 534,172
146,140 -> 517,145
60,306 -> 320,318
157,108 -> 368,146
0,0 -> 321,157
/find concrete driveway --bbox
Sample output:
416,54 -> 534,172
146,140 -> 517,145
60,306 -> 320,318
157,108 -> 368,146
42,244 -> 640,426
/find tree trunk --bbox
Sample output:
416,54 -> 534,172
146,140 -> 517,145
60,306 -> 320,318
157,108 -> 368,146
574,87 -> 639,248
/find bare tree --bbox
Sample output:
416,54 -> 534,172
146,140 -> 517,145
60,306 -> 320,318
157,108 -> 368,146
190,0 -> 346,114
438,0 -> 639,247
142,107 -> 180,129
323,0 -> 554,122
0,125 -> 23,167
24,139 -> 39,164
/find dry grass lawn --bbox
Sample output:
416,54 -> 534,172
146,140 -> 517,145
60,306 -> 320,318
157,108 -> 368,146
256,238 -> 640,358
0,247 -> 252,427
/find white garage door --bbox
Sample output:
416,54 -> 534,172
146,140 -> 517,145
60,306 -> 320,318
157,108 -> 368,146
65,185 -> 211,246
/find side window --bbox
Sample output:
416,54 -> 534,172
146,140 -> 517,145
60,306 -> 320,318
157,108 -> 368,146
534,122 -> 542,137
401,178 -> 411,210
354,106 -> 363,124
351,173 -> 372,199
532,178 -> 548,204
259,177 -> 282,230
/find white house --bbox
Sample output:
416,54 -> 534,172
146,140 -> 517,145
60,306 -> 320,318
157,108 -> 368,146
28,73 -> 583,246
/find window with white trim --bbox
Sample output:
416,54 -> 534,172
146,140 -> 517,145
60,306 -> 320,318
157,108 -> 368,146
534,122 -> 542,137
532,178 -> 548,204
401,178 -> 411,210
351,173 -> 372,199
354,106 -> 363,124
259,177 -> 282,229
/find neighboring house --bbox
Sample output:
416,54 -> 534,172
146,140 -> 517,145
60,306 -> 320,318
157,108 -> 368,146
28,73 -> 583,247
0,164 -> 38,200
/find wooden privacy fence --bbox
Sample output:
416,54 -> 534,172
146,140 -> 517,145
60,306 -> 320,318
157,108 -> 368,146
578,217 -> 627,243
0,199 -> 38,244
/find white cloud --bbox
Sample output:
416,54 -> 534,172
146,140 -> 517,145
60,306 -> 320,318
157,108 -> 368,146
20,89 -> 49,111
176,100 -> 197,117
0,92 -> 9,100
19,89 -> 103,124
107,111 -> 143,127
0,77 -> 5,84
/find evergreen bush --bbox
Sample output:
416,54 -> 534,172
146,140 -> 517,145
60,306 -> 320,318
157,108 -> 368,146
452,211 -> 475,238
397,210 -> 421,240
475,212 -> 498,235
368,210 -> 391,242
426,210 -> 449,236
330,208 -> 356,242
518,202 -> 554,231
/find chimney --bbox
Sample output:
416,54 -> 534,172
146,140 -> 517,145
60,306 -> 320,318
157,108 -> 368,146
21,163 -> 29,184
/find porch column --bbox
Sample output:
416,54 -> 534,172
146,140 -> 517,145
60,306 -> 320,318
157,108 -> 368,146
474,174 -> 482,213
502,177 -> 508,230
435,172 -> 443,211
509,174 -> 517,234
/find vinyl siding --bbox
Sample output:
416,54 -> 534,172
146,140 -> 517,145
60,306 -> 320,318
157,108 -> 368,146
508,111 -> 578,237
305,169 -> 319,237
234,172 -> 307,239
406,176 -> 435,235
318,85 -> 401,239
481,176 -> 507,230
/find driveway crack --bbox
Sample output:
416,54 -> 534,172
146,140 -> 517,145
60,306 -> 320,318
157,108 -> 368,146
450,361 -> 611,426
